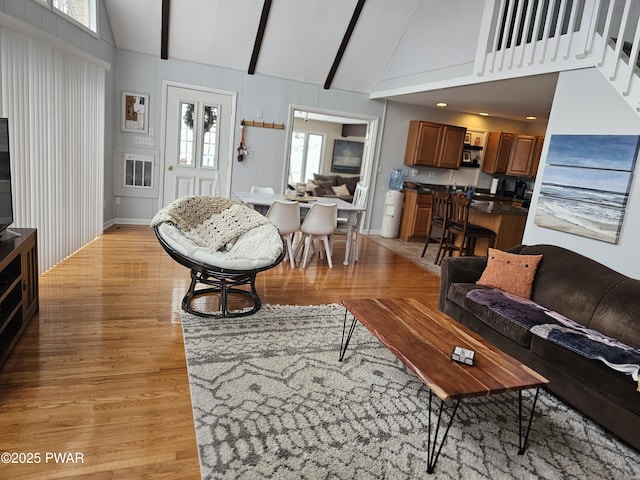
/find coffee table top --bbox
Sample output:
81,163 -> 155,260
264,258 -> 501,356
341,298 -> 549,402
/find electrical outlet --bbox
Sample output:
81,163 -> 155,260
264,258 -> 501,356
247,149 -> 254,157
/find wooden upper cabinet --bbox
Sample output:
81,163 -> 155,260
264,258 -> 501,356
404,120 -> 466,169
482,132 -> 514,174
506,134 -> 536,176
528,135 -> 544,177
438,125 -> 466,169
404,121 -> 441,167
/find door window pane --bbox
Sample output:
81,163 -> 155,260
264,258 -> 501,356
201,105 -> 218,168
179,102 -> 195,166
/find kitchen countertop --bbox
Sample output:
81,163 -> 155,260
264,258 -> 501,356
402,183 -> 528,215
470,200 -> 528,215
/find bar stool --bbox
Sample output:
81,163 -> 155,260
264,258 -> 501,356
421,190 -> 450,264
441,194 -> 495,260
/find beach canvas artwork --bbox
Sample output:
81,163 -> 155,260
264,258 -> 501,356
534,134 -> 639,244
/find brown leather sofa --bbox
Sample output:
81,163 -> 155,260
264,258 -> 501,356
439,244 -> 640,451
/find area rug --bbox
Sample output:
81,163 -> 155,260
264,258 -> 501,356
181,304 -> 640,479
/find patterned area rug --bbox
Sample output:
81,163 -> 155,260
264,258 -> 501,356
181,304 -> 640,479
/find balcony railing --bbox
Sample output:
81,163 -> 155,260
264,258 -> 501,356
475,0 -> 640,112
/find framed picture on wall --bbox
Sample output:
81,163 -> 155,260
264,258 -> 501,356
121,91 -> 149,133
331,140 -> 364,174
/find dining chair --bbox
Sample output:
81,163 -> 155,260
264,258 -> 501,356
333,182 -> 367,262
251,186 -> 275,194
421,190 -> 450,264
266,200 -> 301,267
296,203 -> 338,268
440,194 -> 495,261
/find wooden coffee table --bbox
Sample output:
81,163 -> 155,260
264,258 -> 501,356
339,298 -> 549,474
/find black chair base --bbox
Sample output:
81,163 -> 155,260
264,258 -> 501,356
184,268 -> 262,318
154,225 -> 285,319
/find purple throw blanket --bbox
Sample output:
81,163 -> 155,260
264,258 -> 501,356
467,288 -> 640,391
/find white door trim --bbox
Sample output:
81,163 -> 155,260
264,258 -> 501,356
283,104 -> 380,232
158,80 -> 238,211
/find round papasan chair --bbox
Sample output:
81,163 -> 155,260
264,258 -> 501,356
151,195 -> 285,318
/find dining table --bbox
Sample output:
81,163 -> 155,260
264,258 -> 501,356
234,191 -> 365,266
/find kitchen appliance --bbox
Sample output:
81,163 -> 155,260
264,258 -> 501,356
515,180 -> 527,199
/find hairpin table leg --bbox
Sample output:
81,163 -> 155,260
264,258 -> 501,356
426,389 -> 460,474
518,387 -> 541,454
339,308 -> 359,362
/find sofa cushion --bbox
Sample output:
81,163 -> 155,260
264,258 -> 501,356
337,175 -> 359,195
477,248 -> 542,298
313,180 -> 335,196
590,278 -> 640,349
517,245 -> 626,327
332,184 -> 350,197
313,173 -> 339,185
530,334 -> 640,416
446,283 -> 534,347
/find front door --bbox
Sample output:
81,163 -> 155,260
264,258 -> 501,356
162,85 -> 235,206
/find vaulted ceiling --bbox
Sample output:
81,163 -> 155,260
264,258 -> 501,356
103,0 -> 556,121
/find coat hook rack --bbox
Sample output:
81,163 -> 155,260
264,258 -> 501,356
241,119 -> 285,129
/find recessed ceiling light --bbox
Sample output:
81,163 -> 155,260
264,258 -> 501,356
478,112 -> 490,116
526,116 -> 537,120
436,102 -> 448,107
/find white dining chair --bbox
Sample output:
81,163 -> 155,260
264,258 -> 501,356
266,200 -> 301,267
251,186 -> 275,194
333,182 -> 367,262
296,203 -> 338,268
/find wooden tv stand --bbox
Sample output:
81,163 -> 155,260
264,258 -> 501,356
0,228 -> 38,368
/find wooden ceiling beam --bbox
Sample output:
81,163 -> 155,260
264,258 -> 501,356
249,0 -> 273,75
324,0 -> 366,90
161,0 -> 170,59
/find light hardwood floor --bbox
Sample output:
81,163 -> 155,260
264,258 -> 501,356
0,226 -> 441,479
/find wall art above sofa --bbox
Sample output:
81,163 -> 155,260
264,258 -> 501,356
534,134 -> 639,244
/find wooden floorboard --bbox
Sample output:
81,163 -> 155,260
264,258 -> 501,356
0,226 -> 440,479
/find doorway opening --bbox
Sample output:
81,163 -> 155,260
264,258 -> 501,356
284,106 -> 378,206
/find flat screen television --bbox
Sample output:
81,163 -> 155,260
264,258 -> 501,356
0,118 -> 15,235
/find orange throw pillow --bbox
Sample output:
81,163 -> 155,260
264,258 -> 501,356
477,248 -> 543,299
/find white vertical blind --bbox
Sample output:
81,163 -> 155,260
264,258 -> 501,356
0,27 -> 105,273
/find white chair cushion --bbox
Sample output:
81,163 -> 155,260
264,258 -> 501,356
158,222 -> 283,270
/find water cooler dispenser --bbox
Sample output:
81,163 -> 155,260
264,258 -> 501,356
380,169 -> 404,238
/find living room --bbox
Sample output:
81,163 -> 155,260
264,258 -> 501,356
1,0 -> 640,478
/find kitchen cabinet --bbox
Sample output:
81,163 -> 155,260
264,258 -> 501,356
399,190 -> 432,241
482,132 -> 514,174
404,121 -> 466,169
483,132 -> 545,177
528,135 -> 544,177
506,134 -> 536,176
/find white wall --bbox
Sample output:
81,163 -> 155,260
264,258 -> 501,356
374,0 -> 483,93
523,67 -> 640,278
111,49 -> 386,223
